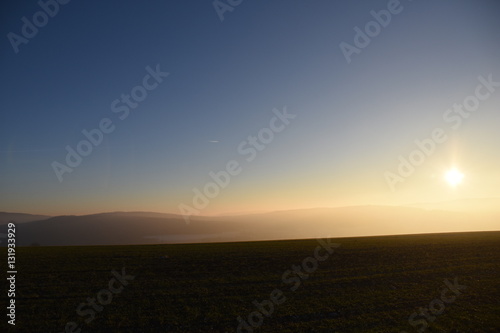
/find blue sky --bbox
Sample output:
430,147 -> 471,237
1,0 -> 500,216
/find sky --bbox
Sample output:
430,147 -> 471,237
1,0 -> 500,217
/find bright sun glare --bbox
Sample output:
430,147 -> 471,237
445,168 -> 464,187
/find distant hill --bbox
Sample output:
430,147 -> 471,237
2,205 -> 499,246
409,197 -> 500,214
0,212 -> 51,225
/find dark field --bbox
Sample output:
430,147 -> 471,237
2,231 -> 500,332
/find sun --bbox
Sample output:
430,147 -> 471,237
445,168 -> 464,187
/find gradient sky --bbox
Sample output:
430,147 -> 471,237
1,0 -> 499,216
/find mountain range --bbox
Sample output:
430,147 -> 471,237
1,198 -> 499,246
